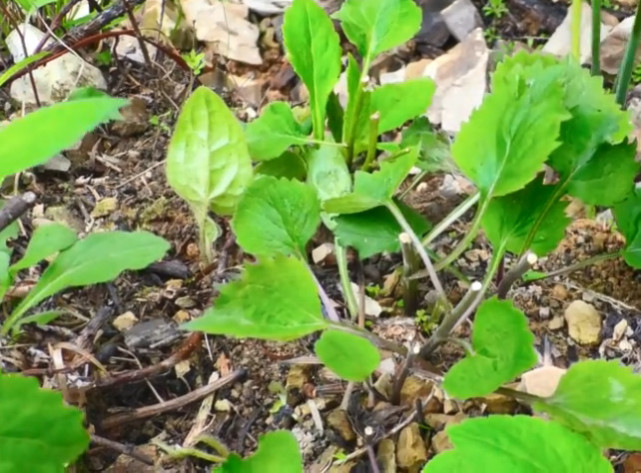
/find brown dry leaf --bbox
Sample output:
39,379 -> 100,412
216,352 -> 232,376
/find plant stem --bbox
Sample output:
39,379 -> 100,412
386,201 -> 448,305
497,251 -> 538,299
335,240 -> 359,320
495,386 -> 543,405
362,112 -> 380,171
570,0 -> 582,61
591,0 -> 602,75
420,248 -> 504,358
307,264 -> 341,323
391,341 -> 420,405
345,77 -> 370,165
400,233 -> 420,316
434,194 -> 489,271
525,249 -> 622,281
421,192 -> 480,247
329,321 -> 408,355
614,0 -> 641,105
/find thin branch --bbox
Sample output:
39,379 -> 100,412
0,192 -> 36,232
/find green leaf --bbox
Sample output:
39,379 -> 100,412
315,330 -> 380,381
326,91 -> 344,142
245,102 -> 309,160
401,118 -> 455,173
183,255 -> 327,341
614,188 -> 641,268
0,51 -> 49,89
0,97 -> 126,180
452,57 -> 569,198
214,430 -> 302,473
370,78 -> 435,133
534,360 -> 641,450
323,151 -> 417,214
232,176 -> 321,257
342,53 -> 369,148
10,223 -> 77,274
4,231 -> 169,335
283,0 -> 342,139
336,0 -> 422,66
443,297 -> 538,399
306,145 -> 352,202
255,151 -> 307,180
334,202 -> 430,258
166,86 -> 253,216
13,310 -> 64,331
0,374 -> 89,472
482,177 -> 570,256
423,415 -> 612,473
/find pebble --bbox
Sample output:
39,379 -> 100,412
397,423 -> 428,470
564,300 -> 602,345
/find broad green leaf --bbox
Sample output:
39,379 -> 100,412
306,145 -> 352,202
232,176 -> 321,257
183,255 -> 327,341
0,97 -> 126,180
13,310 -> 64,331
166,86 -> 252,216
4,231 -> 169,335
0,374 -> 89,473
10,223 -> 77,274
613,187 -> 641,243
323,151 -> 417,214
534,360 -> 641,450
423,415 -> 612,473
255,151 -> 307,180
336,0 -> 422,66
401,117 -> 455,173
283,0 -> 342,138
370,78 -> 435,133
214,431 -> 302,473
482,177 -> 570,256
66,86 -> 109,101
334,202 -> 430,258
326,91 -> 344,142
452,57 -> 568,197
315,330 -> 380,381
0,251 -> 11,300
245,102 -> 309,160
0,51 -> 49,88
443,297 -> 537,399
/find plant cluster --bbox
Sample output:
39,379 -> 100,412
163,0 -> 641,470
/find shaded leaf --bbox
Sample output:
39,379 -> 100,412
0,374 -> 89,472
184,255 -> 327,341
534,360 -> 641,450
0,97 -> 126,180
10,223 -> 77,274
166,86 -> 252,216
306,145 -> 352,202
283,0 -> 342,137
443,297 -> 537,399
255,151 -> 307,180
214,431 -> 302,473
245,102 -> 309,160
371,78 -> 435,133
232,177 -> 321,257
334,202 -> 430,258
423,415 -> 612,473
401,117 -> 455,173
323,151 -> 417,214
482,177 -> 570,256
336,0 -> 422,65
315,330 -> 380,381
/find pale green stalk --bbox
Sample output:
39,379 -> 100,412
614,0 -> 641,105
591,0 -> 601,75
570,0 -> 583,61
335,239 -> 359,320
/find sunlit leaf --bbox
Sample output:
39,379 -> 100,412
315,330 -> 380,381
214,431 -> 302,473
184,255 -> 327,341
370,78 -> 435,133
245,102 -> 309,160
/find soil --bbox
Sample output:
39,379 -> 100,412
1,0 -> 641,472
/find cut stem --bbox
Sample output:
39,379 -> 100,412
400,233 -> 420,316
497,251 -> 538,299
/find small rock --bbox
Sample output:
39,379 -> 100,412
377,438 -> 396,473
91,197 -> 118,218
111,97 -> 149,137
348,282 -> 382,317
227,74 -> 266,107
441,0 -> 483,42
124,319 -> 181,349
173,310 -> 191,323
327,409 -> 356,443
112,311 -> 138,332
564,300 -> 602,345
41,155 -> 71,173
538,307 -> 551,319
613,319 -> 629,342
397,423 -> 428,470
442,398 -> 458,414
548,314 -> 565,330
519,365 -> 567,397
312,243 -> 335,264
483,392 -> 518,414
400,376 -> 433,406
175,296 -> 197,309
551,284 -> 568,300
286,365 -> 309,391
425,412 -> 465,430
44,205 -> 84,233
431,430 -> 452,454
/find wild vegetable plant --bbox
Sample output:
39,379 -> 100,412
167,0 -> 641,470
0,95 -> 171,471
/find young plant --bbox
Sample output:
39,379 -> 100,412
169,0 -> 641,470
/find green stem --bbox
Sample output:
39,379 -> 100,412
434,194 -> 489,271
525,249 -> 622,281
614,0 -> 641,105
362,112 -> 380,171
421,192 -> 480,247
570,0 -> 582,61
335,239 -> 359,320
386,201 -> 449,305
329,321 -> 408,355
591,0 -> 602,75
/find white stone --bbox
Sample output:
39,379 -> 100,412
441,0 -> 483,42
564,300 -> 602,345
